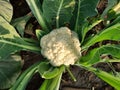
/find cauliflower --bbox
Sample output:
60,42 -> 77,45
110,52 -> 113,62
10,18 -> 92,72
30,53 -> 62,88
40,27 -> 81,66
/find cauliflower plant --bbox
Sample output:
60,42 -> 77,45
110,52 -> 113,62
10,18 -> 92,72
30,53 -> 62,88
40,27 -> 81,66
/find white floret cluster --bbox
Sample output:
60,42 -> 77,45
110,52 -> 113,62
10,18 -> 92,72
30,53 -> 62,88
40,27 -> 81,66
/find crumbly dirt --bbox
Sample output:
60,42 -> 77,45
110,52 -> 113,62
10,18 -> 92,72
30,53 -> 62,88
10,0 -> 120,90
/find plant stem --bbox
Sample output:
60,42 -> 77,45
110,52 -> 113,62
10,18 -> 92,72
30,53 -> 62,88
66,66 -> 76,82
0,40 -> 41,53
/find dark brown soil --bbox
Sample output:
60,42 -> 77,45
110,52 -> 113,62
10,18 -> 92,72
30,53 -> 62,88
10,0 -> 120,90
10,0 -> 30,18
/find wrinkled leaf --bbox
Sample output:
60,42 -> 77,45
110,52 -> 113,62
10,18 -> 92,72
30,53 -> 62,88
11,13 -> 32,37
0,55 -> 22,89
80,45 -> 120,66
0,0 -> 13,22
82,23 -> 120,48
42,0 -> 75,28
38,62 -> 60,79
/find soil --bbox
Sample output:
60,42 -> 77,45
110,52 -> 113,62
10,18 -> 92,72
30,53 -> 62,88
9,0 -> 120,90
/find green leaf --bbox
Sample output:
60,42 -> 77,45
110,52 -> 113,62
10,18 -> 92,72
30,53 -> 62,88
11,13 -> 32,37
36,29 -> 46,41
107,15 -> 120,28
0,37 -> 41,59
86,67 -> 120,90
39,74 -> 62,90
95,70 -> 120,90
26,0 -> 49,32
82,23 -> 120,49
107,2 -> 120,20
10,62 -> 40,90
81,19 -> 102,43
72,0 -> 99,32
79,0 -> 99,19
0,16 -> 41,59
0,16 -> 20,38
39,66 -> 65,90
80,45 -> 120,66
38,62 -> 60,79
0,55 -> 22,89
42,0 -> 75,28
0,0 -> 13,22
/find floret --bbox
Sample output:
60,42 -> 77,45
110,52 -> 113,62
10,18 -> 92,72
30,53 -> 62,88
40,27 -> 81,66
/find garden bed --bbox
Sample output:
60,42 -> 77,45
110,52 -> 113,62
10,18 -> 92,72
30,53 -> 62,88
1,0 -> 120,90
10,0 -> 119,90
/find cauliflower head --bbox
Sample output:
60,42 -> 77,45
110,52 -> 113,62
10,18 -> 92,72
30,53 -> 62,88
40,27 -> 81,66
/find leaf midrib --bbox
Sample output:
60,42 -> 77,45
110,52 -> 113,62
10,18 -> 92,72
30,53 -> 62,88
56,0 -> 64,28
0,39 -> 40,52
